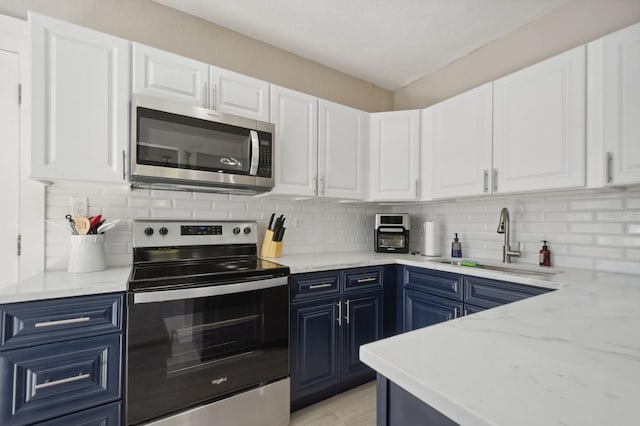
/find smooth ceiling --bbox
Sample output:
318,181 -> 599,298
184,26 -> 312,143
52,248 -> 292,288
153,0 -> 567,91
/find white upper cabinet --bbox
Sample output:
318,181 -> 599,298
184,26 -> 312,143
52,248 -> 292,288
492,46 -> 586,194
210,66 -> 270,122
270,85 -> 318,197
318,99 -> 367,199
30,13 -> 130,183
133,43 -> 270,121
588,22 -> 640,186
428,83 -> 493,199
369,110 -> 420,201
132,43 -> 209,107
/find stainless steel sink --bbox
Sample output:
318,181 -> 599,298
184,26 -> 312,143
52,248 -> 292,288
435,260 -> 557,279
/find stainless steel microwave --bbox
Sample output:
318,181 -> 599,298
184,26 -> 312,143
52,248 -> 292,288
130,94 -> 274,194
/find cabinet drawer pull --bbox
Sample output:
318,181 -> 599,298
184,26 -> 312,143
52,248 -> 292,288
35,317 -> 91,328
35,373 -> 90,390
356,277 -> 376,283
337,301 -> 342,326
308,283 -> 332,290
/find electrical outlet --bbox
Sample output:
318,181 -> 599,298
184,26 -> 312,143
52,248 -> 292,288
293,217 -> 302,231
71,196 -> 88,216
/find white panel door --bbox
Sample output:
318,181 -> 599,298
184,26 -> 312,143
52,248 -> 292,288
210,66 -> 270,122
493,46 -> 586,194
30,13 -> 130,183
318,99 -> 366,200
430,83 -> 493,199
369,110 -> 420,201
270,85 -> 318,197
133,42 -> 209,107
596,23 -> 640,185
0,48 -> 20,285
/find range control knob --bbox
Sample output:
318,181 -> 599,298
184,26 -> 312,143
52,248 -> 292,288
233,226 -> 241,235
243,226 -> 252,235
144,227 -> 154,236
159,227 -> 168,236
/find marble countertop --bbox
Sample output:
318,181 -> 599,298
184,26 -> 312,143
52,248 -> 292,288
0,267 -> 131,303
359,266 -> 640,426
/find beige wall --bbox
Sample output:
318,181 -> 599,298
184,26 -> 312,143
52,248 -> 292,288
394,0 -> 640,110
0,0 -> 393,112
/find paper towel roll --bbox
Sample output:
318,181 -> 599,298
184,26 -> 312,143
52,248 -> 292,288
423,221 -> 440,257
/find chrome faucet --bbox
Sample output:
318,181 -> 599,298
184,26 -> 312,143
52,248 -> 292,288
496,207 -> 521,263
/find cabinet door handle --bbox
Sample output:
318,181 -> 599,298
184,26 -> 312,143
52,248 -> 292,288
493,169 -> 498,192
320,176 -> 326,195
483,170 -> 489,193
308,283 -> 332,290
313,176 -> 318,195
415,179 -> 419,198
356,277 -> 376,283
345,299 -> 350,324
337,301 -> 342,326
203,81 -> 209,108
35,373 -> 90,390
453,307 -> 459,318
35,316 -> 91,328
122,150 -> 126,180
212,84 -> 217,110
464,309 -> 469,316
606,152 -> 613,184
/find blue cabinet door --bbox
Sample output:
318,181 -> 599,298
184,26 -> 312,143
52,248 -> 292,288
0,334 -> 122,426
35,401 -> 121,426
404,289 -> 462,332
290,296 -> 341,403
341,289 -> 383,383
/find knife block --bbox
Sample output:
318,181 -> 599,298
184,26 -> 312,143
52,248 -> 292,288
260,230 -> 283,258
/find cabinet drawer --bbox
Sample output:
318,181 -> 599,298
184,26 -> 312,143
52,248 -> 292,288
403,267 -> 463,301
291,271 -> 340,301
464,276 -> 552,309
35,402 -> 121,426
343,267 -> 383,292
0,293 -> 123,351
0,333 -> 122,426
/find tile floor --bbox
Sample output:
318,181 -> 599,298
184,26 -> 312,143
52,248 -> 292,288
290,381 -> 376,426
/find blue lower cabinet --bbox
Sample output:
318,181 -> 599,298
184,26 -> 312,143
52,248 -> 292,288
404,289 -> 462,332
342,289 -> 383,383
0,333 -> 122,426
34,402 -> 121,426
377,374 -> 456,426
464,303 -> 487,315
290,296 -> 342,403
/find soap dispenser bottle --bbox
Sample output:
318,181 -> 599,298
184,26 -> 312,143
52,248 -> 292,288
451,233 -> 462,258
539,240 -> 551,266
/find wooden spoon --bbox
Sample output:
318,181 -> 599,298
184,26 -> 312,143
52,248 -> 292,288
74,216 -> 91,235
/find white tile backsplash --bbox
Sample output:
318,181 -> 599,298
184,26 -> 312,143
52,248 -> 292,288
391,188 -> 640,274
45,184 -> 375,269
45,184 -> 640,275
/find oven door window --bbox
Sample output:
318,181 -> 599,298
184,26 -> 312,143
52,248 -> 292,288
136,107 -> 252,175
126,285 -> 288,425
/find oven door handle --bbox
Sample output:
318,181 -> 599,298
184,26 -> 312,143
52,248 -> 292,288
132,276 -> 288,304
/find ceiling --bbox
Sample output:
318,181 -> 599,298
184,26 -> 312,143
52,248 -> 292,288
154,0 -> 567,91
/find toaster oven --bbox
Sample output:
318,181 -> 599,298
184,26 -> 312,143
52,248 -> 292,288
374,213 -> 410,253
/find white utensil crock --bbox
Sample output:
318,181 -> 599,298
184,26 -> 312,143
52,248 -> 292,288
68,235 -> 106,273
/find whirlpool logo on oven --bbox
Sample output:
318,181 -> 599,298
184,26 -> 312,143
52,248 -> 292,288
211,377 -> 228,385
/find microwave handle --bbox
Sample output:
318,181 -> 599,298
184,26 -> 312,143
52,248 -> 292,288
249,130 -> 260,175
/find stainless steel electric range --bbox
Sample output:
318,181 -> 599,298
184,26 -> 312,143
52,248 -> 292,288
126,220 -> 290,426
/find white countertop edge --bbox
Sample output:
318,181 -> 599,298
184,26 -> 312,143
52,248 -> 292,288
361,347 -> 494,426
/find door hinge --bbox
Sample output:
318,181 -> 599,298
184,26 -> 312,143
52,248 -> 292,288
17,234 -> 22,256
18,84 -> 22,105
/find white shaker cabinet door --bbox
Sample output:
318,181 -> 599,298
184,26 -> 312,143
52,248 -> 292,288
270,85 -> 318,197
30,13 -> 130,183
318,99 -> 366,200
210,66 -> 270,122
132,43 -> 209,107
429,83 -> 493,199
589,22 -> 640,186
493,46 -> 586,194
368,110 -> 420,201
